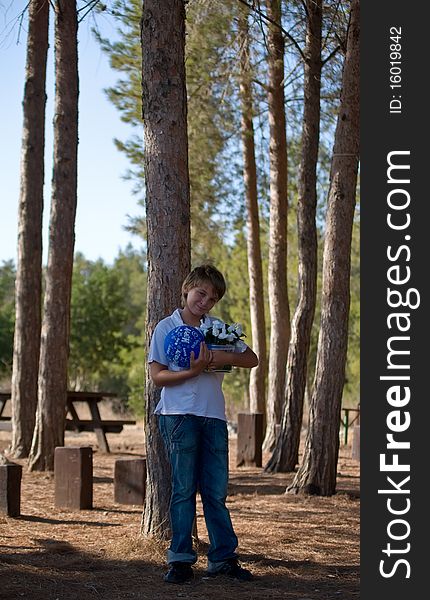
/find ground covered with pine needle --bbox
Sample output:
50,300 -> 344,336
0,424 -> 359,600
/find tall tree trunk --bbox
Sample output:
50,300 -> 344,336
265,0 -> 322,473
264,0 -> 290,451
141,0 -> 191,540
238,11 -> 267,416
28,0 -> 79,471
288,0 -> 360,496
11,0 -> 49,458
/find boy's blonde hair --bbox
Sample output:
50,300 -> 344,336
181,264 -> 226,307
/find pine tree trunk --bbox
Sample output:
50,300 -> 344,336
288,0 -> 360,495
265,0 -> 322,473
238,12 -> 267,416
11,0 -> 49,458
264,0 -> 290,451
141,0 -> 191,540
28,0 -> 79,471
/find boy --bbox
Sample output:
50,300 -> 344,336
148,264 -> 258,584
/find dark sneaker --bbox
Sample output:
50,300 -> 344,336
207,558 -> 253,582
163,561 -> 194,584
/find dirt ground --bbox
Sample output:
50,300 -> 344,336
0,423 -> 359,600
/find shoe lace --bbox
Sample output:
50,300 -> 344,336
225,558 -> 241,572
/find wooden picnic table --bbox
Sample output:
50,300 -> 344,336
0,390 -> 136,453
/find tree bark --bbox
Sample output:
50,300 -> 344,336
238,11 -> 267,416
11,0 -> 49,458
265,0 -> 322,473
288,0 -> 360,496
141,0 -> 191,540
28,0 -> 79,471
264,0 -> 290,451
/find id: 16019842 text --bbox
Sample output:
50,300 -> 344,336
389,26 -> 402,115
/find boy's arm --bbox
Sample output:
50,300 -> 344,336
208,347 -> 259,370
149,342 -> 213,387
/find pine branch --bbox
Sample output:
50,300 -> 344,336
237,0 -> 306,62
78,0 -> 104,23
321,44 -> 341,66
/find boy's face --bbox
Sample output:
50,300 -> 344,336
185,281 -> 219,319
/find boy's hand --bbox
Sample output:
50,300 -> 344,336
207,350 -> 230,370
189,342 -> 212,374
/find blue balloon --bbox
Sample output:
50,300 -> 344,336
164,325 -> 205,368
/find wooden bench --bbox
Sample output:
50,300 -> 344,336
65,419 -> 136,434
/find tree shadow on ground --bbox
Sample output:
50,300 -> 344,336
0,539 -> 359,600
16,514 -> 121,527
336,488 -> 360,499
229,470 -> 360,500
91,506 -> 142,515
1,540 -> 160,600
228,472 -> 291,496
93,475 -> 114,484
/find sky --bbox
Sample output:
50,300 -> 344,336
0,1 -> 144,266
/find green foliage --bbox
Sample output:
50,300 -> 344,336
69,254 -> 131,386
185,0 -> 241,250
69,249 -> 147,415
95,0 -> 142,126
0,261 -> 15,376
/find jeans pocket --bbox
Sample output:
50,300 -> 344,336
211,419 -> 228,454
166,415 -> 188,441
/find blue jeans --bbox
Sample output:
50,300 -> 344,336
158,414 -> 238,566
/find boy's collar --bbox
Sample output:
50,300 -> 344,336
172,308 -> 184,326
174,308 -> 211,327
173,308 -> 205,327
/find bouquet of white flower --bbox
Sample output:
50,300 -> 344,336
199,319 -> 246,372
199,320 -> 245,345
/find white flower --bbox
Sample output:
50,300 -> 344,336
200,315 -> 211,327
235,339 -> 247,352
227,323 -> 243,336
199,316 -> 213,337
232,323 -> 243,336
199,318 -> 245,347
218,324 -> 228,339
211,323 -> 221,337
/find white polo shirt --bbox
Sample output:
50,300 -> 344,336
148,308 -> 246,421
